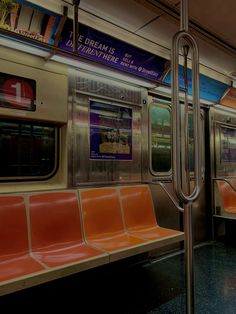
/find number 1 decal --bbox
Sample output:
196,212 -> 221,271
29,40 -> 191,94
11,82 -> 21,103
0,73 -> 36,111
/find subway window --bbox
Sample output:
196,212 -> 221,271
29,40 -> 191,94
150,104 -> 171,174
0,120 -> 58,180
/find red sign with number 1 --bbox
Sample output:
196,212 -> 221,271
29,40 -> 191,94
0,73 -> 36,111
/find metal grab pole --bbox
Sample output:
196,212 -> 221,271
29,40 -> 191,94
73,0 -> 80,53
185,202 -> 194,313
171,30 -> 201,203
171,1 -> 202,314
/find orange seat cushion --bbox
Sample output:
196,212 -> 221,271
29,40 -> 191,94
217,181 -> 236,213
0,254 -> 44,282
80,188 -> 146,251
120,186 -> 181,240
29,192 -> 104,267
0,196 -> 44,282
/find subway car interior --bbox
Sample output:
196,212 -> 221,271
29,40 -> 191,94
1,0 -> 236,313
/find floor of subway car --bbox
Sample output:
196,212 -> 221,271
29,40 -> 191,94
1,241 -> 236,313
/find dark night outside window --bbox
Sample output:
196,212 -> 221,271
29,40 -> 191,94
0,121 -> 57,180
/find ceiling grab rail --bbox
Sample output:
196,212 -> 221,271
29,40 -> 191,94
171,0 -> 202,313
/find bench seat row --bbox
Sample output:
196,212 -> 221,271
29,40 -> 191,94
0,185 -> 184,296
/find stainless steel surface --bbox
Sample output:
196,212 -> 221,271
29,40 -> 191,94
145,93 -> 182,239
153,182 -> 184,213
211,108 -> 236,220
146,93 -> 207,244
213,109 -> 236,178
69,68 -> 143,185
149,182 -> 182,230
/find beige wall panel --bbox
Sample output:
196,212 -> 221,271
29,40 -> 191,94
0,51 -> 68,123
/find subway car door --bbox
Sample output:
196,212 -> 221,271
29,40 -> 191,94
144,93 -> 209,244
211,107 -> 236,237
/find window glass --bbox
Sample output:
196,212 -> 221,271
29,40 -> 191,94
151,105 -> 171,173
0,121 -> 57,179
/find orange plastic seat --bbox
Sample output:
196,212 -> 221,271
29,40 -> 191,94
120,185 -> 183,240
0,196 -> 44,282
29,191 -> 108,268
80,188 -> 147,258
217,181 -> 236,213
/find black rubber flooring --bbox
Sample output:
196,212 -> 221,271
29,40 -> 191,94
1,241 -> 236,313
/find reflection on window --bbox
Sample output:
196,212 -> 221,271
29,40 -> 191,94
0,121 -> 57,180
151,105 -> 171,173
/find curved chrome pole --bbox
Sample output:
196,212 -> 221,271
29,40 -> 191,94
171,28 -> 202,314
171,31 -> 201,203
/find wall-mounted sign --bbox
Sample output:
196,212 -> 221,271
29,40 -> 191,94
90,101 -> 132,161
0,0 -> 60,44
59,20 -> 169,81
220,87 -> 236,108
0,72 -> 36,111
163,66 -> 229,103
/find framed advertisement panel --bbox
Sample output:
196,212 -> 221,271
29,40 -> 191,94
90,101 -> 132,161
221,126 -> 236,162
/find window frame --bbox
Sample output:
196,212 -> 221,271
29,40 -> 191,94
149,101 -> 172,177
0,120 -> 59,181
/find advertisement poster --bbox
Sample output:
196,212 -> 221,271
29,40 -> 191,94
164,66 -> 229,103
221,127 -> 236,162
0,1 -> 60,44
59,20 -> 169,81
90,101 -> 132,160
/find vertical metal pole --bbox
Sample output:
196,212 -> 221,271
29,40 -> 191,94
183,0 -> 194,311
181,1 -> 194,313
73,0 -> 80,53
182,42 -> 194,314
184,202 -> 194,314
181,0 -> 189,32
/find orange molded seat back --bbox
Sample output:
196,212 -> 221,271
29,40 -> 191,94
120,185 -> 158,230
80,188 -> 124,240
217,181 -> 236,212
0,196 -> 29,258
29,192 -> 83,250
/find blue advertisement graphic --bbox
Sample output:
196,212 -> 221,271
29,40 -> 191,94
164,66 -> 229,103
90,101 -> 132,161
58,20 -> 169,81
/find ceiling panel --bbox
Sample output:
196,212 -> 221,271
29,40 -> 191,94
137,15 -> 236,77
163,0 -> 180,5
189,0 -> 236,48
80,0 -> 158,32
137,16 -> 177,50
